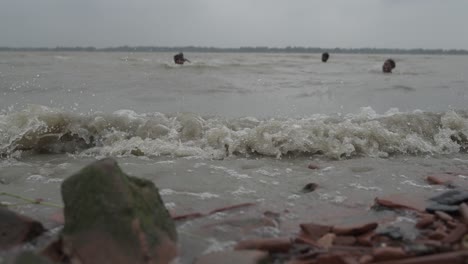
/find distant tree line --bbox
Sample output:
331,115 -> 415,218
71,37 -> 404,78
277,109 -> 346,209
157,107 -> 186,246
0,46 -> 467,55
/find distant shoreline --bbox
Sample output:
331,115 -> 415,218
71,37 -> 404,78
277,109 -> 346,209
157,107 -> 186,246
0,46 -> 467,55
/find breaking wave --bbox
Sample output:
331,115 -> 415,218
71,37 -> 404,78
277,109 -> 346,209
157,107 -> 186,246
1,105 -> 468,160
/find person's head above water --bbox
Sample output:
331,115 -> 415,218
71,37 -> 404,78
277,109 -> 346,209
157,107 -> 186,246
321,52 -> 330,63
174,52 -> 187,65
382,59 -> 396,73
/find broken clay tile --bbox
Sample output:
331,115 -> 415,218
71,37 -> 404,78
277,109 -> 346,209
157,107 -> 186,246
369,250 -> 468,264
372,235 -> 392,245
443,223 -> 468,244
372,246 -> 407,262
459,203 -> 468,225
328,245 -> 373,256
333,236 -> 356,246
413,239 -> 443,248
235,238 -> 292,253
294,236 -> 320,248
435,211 -> 453,222
285,259 -> 316,264
332,222 -> 378,236
317,233 -> 336,249
315,253 -> 354,264
208,202 -> 256,215
356,231 -> 375,247
426,175 -> 453,185
446,220 -> 459,229
172,212 -> 205,221
427,230 -> 447,241
300,222 -> 333,241
49,209 -> 65,225
433,221 -> 448,233
308,163 -> 320,170
359,255 -> 374,264
415,214 -> 436,229
193,250 -> 269,264
375,195 -> 426,212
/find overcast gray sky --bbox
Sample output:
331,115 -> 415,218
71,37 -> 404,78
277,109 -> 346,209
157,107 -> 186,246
1,0 -> 467,49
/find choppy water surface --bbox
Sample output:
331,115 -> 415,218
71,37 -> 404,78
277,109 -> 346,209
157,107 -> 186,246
1,52 -> 468,261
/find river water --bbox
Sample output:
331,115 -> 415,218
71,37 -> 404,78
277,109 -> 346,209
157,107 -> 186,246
1,52 -> 468,261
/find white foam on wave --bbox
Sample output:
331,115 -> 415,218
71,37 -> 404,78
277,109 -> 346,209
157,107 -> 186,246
231,186 -> 256,195
160,188 -> 219,200
209,165 -> 250,179
255,169 -> 281,177
349,183 -> 383,192
1,105 -> 468,160
26,174 -> 63,183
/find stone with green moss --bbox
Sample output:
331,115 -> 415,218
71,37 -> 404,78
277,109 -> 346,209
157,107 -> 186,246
61,158 -> 177,264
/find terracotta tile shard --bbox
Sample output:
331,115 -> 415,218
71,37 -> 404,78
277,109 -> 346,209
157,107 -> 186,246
415,214 -> 436,229
333,236 -> 357,246
317,233 -> 336,249
459,203 -> 468,225
372,247 -> 407,262
193,250 -> 269,264
435,211 -> 453,222
426,175 -> 453,185
172,202 -> 256,221
294,236 -> 320,248
446,220 -> 459,229
208,202 -> 255,215
443,223 -> 468,244
374,195 -> 426,212
413,239 -> 442,248
356,231 -> 375,247
315,253 -> 356,264
300,222 -> 333,241
285,259 -> 316,264
308,163 -> 320,170
332,222 -> 378,236
172,212 -> 205,221
359,255 -> 374,264
427,230 -> 447,241
329,245 -> 373,255
49,209 -> 65,225
370,250 -> 468,264
235,238 -> 292,253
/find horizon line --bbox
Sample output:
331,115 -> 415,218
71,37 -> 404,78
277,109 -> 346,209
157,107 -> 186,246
1,46 -> 467,55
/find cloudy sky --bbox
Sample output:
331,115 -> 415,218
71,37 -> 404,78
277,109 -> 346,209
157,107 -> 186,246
1,0 -> 467,49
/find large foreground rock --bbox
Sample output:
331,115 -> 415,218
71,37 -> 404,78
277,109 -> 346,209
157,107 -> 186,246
60,158 -> 177,264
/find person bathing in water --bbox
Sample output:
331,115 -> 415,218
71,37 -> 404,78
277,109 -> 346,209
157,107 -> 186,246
382,59 -> 396,73
321,52 -> 330,63
173,52 -> 190,65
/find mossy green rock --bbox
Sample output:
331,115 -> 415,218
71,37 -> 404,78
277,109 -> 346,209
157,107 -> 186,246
61,158 -> 177,264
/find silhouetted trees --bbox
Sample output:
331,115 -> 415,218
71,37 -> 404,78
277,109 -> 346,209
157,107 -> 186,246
0,46 -> 467,55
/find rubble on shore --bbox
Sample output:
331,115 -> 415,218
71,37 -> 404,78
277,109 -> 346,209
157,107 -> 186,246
2,158 -> 468,263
